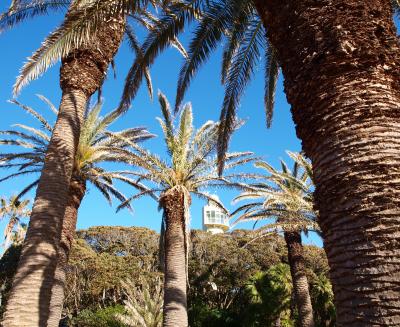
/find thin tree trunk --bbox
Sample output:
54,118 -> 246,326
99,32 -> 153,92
284,231 -> 314,327
161,187 -> 189,327
2,14 -> 125,327
254,0 -> 400,325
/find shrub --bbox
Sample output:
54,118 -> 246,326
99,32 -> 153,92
69,305 -> 126,327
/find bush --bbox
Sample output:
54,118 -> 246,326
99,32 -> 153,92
69,305 -> 126,327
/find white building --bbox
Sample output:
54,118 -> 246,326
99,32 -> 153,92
202,196 -> 229,234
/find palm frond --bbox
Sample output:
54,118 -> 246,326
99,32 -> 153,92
90,178 -> 113,205
221,9 -> 249,84
264,45 -> 279,128
175,1 -> 230,110
0,152 -> 41,162
0,139 -> 38,149
174,102 -> 193,169
0,169 -> 41,183
217,17 -> 264,174
0,0 -> 69,34
287,151 -> 313,181
8,99 -> 53,131
116,189 -> 160,212
125,23 -> 154,99
35,93 -> 58,114
0,130 -> 47,146
230,201 -> 264,217
15,179 -> 40,201
12,123 -> 51,142
13,0 -> 127,95
119,0 -> 200,111
191,191 -> 228,212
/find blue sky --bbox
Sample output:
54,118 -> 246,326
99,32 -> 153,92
0,5 -> 325,246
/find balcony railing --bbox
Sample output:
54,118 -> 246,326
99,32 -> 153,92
204,215 -> 229,226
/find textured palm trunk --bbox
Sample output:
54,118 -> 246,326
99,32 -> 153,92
161,187 -> 189,327
49,173 -> 86,324
2,14 -> 125,327
2,89 -> 88,327
284,231 -> 314,327
254,0 -> 400,325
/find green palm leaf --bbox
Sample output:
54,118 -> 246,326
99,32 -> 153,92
119,0 -> 200,111
0,0 -> 69,34
0,96 -> 154,210
232,152 -> 318,235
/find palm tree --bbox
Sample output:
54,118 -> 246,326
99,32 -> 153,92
245,264 -> 293,327
113,1 -> 400,324
0,95 -> 154,325
8,222 -> 28,246
0,0 -> 174,324
310,274 -> 336,327
0,196 -> 30,251
114,92 -> 255,327
232,152 -> 318,327
116,277 -> 164,327
251,4 -> 400,324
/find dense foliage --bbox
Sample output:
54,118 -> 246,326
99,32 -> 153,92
0,226 -> 333,326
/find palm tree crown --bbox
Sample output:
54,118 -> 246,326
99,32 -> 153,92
0,195 -> 30,250
116,91 -> 256,212
0,0 -> 187,97
1,0 -> 282,173
0,95 -> 154,207
231,152 -> 319,235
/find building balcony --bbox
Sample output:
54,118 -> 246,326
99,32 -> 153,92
203,205 -> 230,232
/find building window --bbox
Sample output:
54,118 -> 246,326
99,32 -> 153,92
205,208 -> 228,225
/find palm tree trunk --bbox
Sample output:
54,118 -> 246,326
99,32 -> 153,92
49,173 -> 86,324
254,0 -> 400,325
2,15 -> 125,327
161,187 -> 189,327
2,89 -> 88,327
284,231 -> 314,327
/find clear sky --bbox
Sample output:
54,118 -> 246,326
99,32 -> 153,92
0,5 -> 325,246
